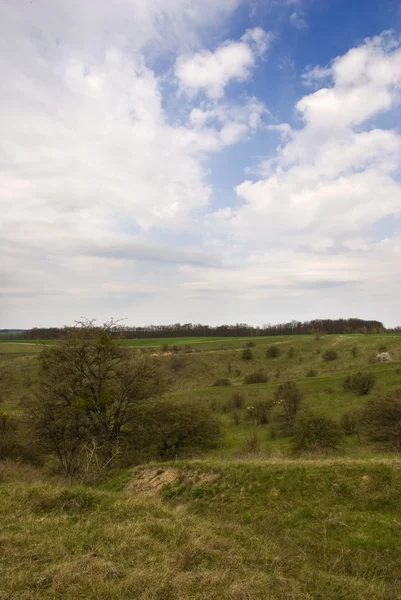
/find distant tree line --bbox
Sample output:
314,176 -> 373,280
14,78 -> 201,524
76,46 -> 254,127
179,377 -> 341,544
0,318 -> 390,340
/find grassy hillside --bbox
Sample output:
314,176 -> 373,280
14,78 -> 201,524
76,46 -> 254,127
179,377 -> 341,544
2,458 -> 401,599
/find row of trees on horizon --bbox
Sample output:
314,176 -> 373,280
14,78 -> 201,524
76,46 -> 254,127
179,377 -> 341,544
2,318 -> 398,340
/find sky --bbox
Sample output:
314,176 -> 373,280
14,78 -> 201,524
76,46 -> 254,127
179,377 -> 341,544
1,0 -> 401,328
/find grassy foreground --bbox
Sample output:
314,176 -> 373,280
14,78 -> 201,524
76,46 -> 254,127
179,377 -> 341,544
2,458 -> 401,599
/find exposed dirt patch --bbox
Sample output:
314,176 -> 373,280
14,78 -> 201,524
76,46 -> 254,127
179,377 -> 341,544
125,467 -> 220,495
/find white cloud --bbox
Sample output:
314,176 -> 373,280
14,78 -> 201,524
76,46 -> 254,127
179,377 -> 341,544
290,11 -> 308,29
175,28 -> 271,99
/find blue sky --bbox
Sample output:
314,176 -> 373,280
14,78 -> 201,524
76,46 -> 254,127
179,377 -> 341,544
1,0 -> 401,327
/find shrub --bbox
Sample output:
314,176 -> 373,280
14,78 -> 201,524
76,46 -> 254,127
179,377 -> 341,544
245,341 -> 255,348
323,350 -> 338,361
132,399 -> 222,460
246,400 -> 273,425
306,369 -> 317,377
351,346 -> 358,357
161,344 -> 169,352
231,392 -> 245,409
363,389 -> 401,451
340,411 -> 361,435
242,348 -> 253,361
232,411 -> 241,425
213,378 -> 231,387
274,381 -> 303,430
266,345 -> 280,358
343,371 -> 376,396
241,430 -> 261,454
184,344 -> 193,354
292,410 -> 342,452
287,347 -> 295,358
171,345 -> 180,353
378,344 -> 387,353
244,372 -> 268,384
0,413 -> 19,459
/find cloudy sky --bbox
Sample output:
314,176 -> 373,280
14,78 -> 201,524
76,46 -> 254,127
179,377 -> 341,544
1,0 -> 401,328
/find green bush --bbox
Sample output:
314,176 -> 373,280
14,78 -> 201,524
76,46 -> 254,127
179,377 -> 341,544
323,350 -> 338,361
244,372 -> 268,384
343,371 -> 376,395
246,400 -> 273,425
363,389 -> 401,451
245,341 -> 255,348
170,354 -> 185,371
305,368 -> 317,377
292,410 -> 342,452
212,378 -> 231,387
242,348 -> 253,360
231,392 -> 245,409
287,347 -> 295,358
274,381 -> 303,430
132,399 -> 222,460
340,411 -> 361,435
351,346 -> 358,357
266,345 -> 280,358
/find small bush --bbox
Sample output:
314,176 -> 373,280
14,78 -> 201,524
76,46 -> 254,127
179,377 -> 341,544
241,430 -> 261,454
0,413 -> 19,459
368,354 -> 378,364
306,369 -> 318,377
232,411 -> 241,425
323,350 -> 338,361
242,348 -> 253,361
363,389 -> 401,451
287,347 -> 295,358
343,371 -> 376,395
171,345 -> 180,353
266,345 -> 280,358
184,344 -> 193,354
244,372 -> 268,384
293,410 -> 342,452
378,344 -> 387,353
213,378 -> 231,387
246,400 -> 273,425
274,381 -> 303,430
340,411 -> 361,435
161,344 -> 169,352
231,392 -> 245,409
351,346 -> 358,357
245,341 -> 255,348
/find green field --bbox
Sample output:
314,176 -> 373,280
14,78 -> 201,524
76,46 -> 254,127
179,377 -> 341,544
1,332 -> 401,598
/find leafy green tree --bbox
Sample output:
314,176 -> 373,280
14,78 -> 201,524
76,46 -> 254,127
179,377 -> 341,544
26,320 -> 164,475
266,345 -> 280,358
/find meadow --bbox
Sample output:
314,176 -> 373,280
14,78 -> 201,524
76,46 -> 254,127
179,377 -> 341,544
1,332 -> 401,599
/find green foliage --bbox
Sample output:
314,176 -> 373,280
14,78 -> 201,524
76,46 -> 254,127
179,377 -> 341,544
240,430 -> 261,454
363,389 -> 401,451
343,371 -> 376,395
161,344 -> 169,352
305,368 -> 317,377
25,322 -> 164,475
351,345 -> 359,357
231,392 -> 245,409
131,398 -> 222,460
266,345 -> 280,358
242,348 -> 253,360
378,344 -> 387,353
323,350 -> 338,361
245,400 -> 273,424
286,346 -> 295,358
244,371 -> 268,384
212,378 -> 231,387
274,381 -> 303,430
293,409 -> 342,452
340,411 -> 361,435
245,341 -> 255,347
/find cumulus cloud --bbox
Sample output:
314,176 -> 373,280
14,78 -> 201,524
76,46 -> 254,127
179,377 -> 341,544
175,28 -> 271,99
